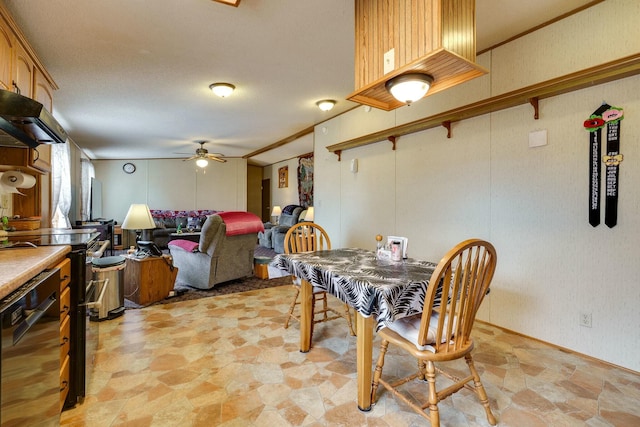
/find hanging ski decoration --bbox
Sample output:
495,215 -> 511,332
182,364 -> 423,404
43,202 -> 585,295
584,103 -> 624,228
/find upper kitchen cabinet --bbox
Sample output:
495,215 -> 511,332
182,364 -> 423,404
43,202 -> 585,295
0,13 -> 13,92
34,68 -> 54,112
13,41 -> 33,98
348,0 -> 487,111
0,2 -> 57,106
0,2 -> 57,174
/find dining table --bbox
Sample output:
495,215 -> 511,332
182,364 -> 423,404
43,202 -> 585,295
270,248 -> 438,411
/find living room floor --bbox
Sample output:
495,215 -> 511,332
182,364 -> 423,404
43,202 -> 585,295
60,285 -> 640,426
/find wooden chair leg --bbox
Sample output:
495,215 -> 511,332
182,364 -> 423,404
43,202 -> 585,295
417,360 -> 426,381
344,304 -> 356,336
371,339 -> 389,404
426,360 -> 440,427
284,286 -> 300,329
465,354 -> 497,426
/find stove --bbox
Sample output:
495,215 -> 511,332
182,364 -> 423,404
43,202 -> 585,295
6,228 -> 100,409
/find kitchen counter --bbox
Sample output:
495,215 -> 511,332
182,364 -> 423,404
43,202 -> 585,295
0,245 -> 70,299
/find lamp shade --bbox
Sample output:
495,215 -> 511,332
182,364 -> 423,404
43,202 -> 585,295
196,158 -> 209,168
270,205 -> 282,216
304,206 -> 314,222
385,73 -> 434,104
121,204 -> 155,230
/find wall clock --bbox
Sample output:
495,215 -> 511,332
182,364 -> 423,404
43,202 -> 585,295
123,162 -> 136,174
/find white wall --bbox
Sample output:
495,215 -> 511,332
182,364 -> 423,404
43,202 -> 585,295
93,158 -> 247,224
264,157 -> 301,210
314,0 -> 640,372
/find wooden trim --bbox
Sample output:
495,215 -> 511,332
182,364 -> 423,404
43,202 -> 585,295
477,0 -> 605,56
242,125 -> 314,159
327,53 -> 640,154
475,320 -> 640,376
212,0 -> 240,7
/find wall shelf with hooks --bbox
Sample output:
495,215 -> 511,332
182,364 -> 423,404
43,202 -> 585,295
328,53 -> 640,159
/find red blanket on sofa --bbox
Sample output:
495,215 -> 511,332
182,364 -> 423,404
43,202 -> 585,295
217,211 -> 264,236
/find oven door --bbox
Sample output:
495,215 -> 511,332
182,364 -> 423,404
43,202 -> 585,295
1,269 -> 60,426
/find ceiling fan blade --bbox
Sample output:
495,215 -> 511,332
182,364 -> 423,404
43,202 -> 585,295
183,155 -> 198,161
208,156 -> 227,163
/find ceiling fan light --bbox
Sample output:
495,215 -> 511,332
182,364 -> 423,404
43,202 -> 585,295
316,99 -> 336,111
196,158 -> 209,168
209,82 -> 235,98
385,73 -> 434,104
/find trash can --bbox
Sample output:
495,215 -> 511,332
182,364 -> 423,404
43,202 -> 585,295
89,256 -> 126,321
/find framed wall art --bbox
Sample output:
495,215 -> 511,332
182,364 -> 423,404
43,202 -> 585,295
278,166 -> 288,188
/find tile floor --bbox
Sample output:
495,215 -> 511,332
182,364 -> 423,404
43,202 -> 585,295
60,285 -> 640,426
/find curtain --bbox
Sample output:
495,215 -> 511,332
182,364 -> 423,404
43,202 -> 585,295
80,157 -> 95,221
51,142 -> 72,228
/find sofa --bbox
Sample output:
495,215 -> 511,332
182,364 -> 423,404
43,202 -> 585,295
150,209 -> 218,248
257,204 -> 307,253
168,211 -> 264,289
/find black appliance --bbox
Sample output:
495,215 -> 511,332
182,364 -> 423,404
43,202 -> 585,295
0,88 -> 68,149
6,230 -> 101,409
0,268 -> 60,425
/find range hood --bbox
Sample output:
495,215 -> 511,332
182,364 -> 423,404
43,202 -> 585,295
0,89 -> 68,149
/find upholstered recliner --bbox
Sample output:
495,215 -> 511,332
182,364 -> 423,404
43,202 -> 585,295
257,222 -> 275,248
168,212 -> 264,289
271,205 -> 306,253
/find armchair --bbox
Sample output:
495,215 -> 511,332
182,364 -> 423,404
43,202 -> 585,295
168,212 -> 264,289
271,205 -> 306,253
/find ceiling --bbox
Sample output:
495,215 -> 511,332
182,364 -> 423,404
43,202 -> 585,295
4,0 -> 597,166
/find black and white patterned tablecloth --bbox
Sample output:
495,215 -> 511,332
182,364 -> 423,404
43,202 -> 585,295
271,248 -> 437,330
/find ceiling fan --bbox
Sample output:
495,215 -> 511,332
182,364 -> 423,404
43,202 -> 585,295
183,141 -> 227,167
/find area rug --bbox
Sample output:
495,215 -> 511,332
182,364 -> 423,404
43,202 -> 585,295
125,274 -> 292,309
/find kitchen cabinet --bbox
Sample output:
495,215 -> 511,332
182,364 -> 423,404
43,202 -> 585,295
34,68 -> 54,112
0,3 -> 58,226
0,145 -> 50,173
54,257 -> 72,411
0,14 -> 13,92
13,41 -> 33,98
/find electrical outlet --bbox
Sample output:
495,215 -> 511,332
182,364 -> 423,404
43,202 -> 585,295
580,312 -> 592,328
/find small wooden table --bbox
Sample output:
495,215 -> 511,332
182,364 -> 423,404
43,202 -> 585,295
124,255 -> 178,305
169,232 -> 201,243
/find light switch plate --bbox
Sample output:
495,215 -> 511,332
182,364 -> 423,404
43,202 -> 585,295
529,129 -> 547,148
383,49 -> 395,75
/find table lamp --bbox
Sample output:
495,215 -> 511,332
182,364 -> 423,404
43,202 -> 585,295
122,204 -> 156,242
270,205 -> 282,225
304,206 -> 314,222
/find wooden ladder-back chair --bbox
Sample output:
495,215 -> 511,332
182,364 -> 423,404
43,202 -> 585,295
283,222 -> 355,338
371,239 -> 497,426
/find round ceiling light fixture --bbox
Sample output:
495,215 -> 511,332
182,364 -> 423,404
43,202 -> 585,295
385,73 -> 434,105
209,82 -> 236,98
316,99 -> 336,111
196,158 -> 209,168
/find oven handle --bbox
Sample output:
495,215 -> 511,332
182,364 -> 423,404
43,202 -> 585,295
13,293 -> 57,345
80,279 -> 109,310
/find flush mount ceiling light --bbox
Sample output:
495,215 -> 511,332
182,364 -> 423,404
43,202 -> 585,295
195,158 -> 209,168
316,99 -> 336,111
209,82 -> 235,98
385,73 -> 434,105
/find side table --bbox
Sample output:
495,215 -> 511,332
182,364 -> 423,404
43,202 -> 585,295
169,232 -> 201,243
124,255 -> 178,305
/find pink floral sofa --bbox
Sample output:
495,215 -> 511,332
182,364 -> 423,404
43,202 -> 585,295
150,209 -> 219,248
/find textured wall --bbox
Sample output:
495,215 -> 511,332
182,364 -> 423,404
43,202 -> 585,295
314,0 -> 640,371
94,158 -> 247,224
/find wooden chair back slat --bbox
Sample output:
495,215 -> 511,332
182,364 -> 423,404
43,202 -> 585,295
417,239 -> 497,354
284,222 -> 331,254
